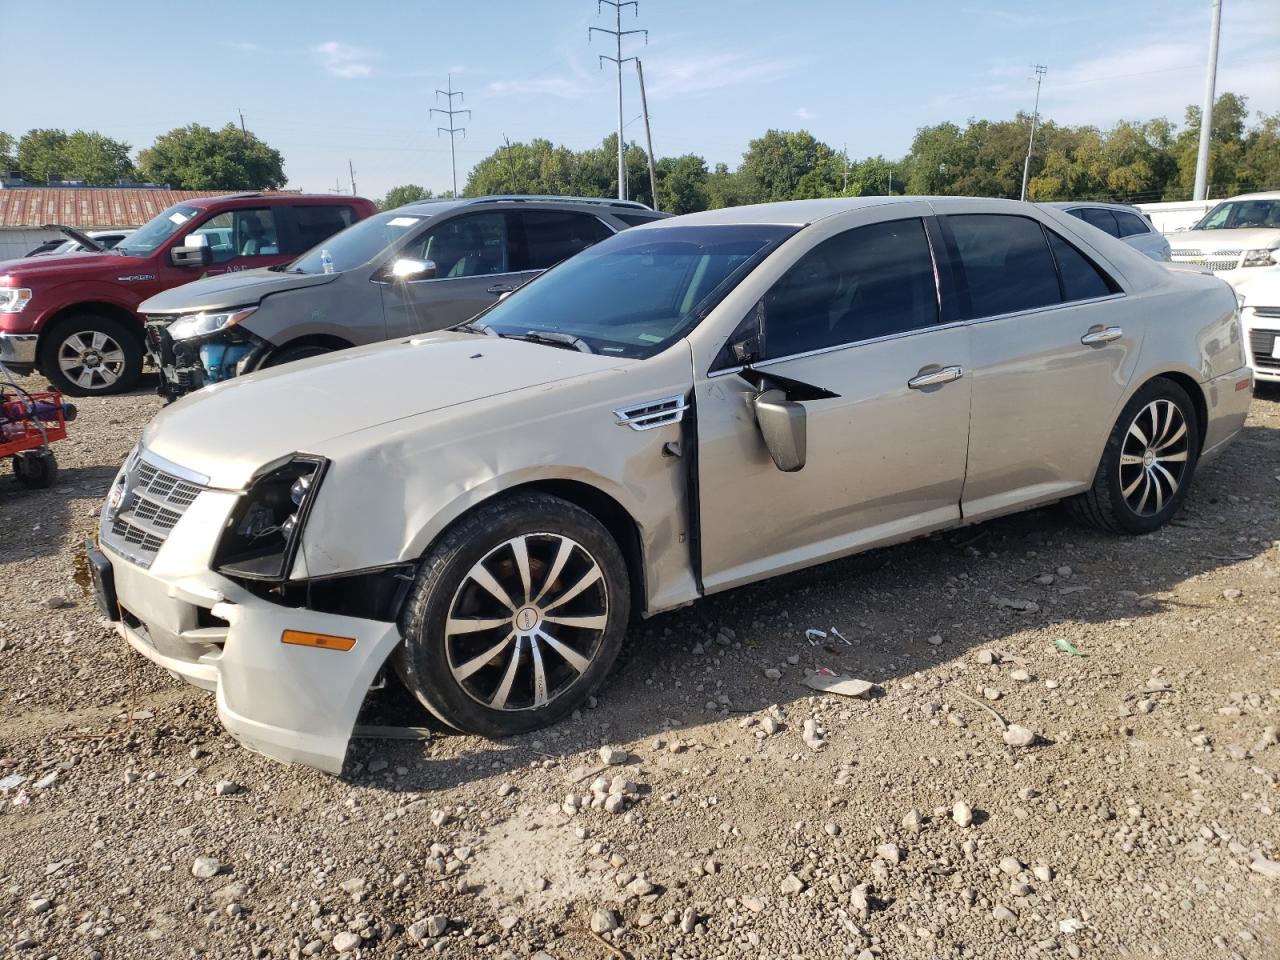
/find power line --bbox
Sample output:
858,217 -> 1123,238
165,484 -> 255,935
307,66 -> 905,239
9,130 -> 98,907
590,1 -> 647,202
1020,64 -> 1047,202
431,74 -> 471,196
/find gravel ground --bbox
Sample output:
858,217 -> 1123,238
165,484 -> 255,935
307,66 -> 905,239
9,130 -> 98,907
1,370 -> 1278,960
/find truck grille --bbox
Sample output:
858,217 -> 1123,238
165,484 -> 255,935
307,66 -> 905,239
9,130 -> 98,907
1170,249 -> 1242,272
1249,328 -> 1280,371
101,452 -> 206,567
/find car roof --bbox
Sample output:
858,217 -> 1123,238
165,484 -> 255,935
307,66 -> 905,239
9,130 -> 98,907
1219,191 -> 1280,201
185,193 -> 372,209
393,195 -> 660,215
1042,201 -> 1142,214
648,195 -> 935,227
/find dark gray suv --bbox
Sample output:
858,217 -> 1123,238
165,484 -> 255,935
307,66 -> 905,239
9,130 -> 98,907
140,196 -> 666,399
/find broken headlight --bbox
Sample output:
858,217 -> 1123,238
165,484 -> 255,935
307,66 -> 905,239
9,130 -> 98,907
213,455 -> 327,581
168,306 -> 258,341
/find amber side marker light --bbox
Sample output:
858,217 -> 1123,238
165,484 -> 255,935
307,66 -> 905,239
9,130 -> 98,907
281,629 -> 357,652
1235,377 -> 1252,392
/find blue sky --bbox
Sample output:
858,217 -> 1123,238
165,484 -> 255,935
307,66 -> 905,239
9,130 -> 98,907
4,0 -> 1278,199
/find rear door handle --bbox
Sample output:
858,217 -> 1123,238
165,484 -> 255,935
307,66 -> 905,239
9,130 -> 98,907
907,365 -> 964,389
1081,326 -> 1123,345
486,283 -> 515,296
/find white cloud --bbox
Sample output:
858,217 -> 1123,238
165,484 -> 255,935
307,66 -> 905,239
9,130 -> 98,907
313,41 -> 376,79
795,106 -> 815,121
225,40 -> 259,54
643,51 -> 799,99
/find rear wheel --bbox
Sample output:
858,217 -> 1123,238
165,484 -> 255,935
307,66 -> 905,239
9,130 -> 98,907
40,315 -> 143,396
394,493 -> 630,737
1066,377 -> 1201,534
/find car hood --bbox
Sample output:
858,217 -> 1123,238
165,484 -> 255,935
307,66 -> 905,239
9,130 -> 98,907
139,268 -> 339,313
1169,228 -> 1280,251
0,250 -> 153,281
141,332 -> 633,490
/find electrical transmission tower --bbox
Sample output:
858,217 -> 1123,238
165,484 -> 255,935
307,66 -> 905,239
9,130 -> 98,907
1020,64 -> 1047,202
432,74 -> 470,197
590,1 -> 647,201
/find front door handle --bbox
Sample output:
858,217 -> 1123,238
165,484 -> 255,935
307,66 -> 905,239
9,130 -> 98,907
907,365 -> 964,389
486,283 -> 515,296
1081,326 -> 1123,345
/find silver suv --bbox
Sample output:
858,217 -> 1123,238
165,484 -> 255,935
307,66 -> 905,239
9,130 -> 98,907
139,196 -> 665,399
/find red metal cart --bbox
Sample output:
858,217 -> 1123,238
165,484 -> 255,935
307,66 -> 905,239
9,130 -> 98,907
1,361 -> 75,489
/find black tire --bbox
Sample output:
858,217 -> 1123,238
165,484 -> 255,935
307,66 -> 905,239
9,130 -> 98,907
262,343 -> 337,369
40,314 -> 143,396
1066,377 -> 1201,534
394,492 -> 631,737
13,450 -> 57,489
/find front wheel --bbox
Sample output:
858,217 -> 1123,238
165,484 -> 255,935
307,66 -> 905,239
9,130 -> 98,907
40,315 -> 143,396
1067,377 -> 1201,534
394,493 -> 630,737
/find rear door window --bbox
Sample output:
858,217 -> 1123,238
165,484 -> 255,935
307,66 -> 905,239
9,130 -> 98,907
513,210 -> 614,271
945,214 -> 1061,319
1113,211 -> 1150,238
288,205 -> 357,254
760,217 -> 939,359
1075,207 -> 1121,237
1047,231 -> 1117,302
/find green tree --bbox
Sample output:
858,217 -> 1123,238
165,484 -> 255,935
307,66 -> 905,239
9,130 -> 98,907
16,128 -> 134,184
738,129 -> 841,202
655,154 -> 708,213
1239,112 -> 1280,193
137,124 -> 286,190
0,132 -> 17,173
379,184 -> 433,210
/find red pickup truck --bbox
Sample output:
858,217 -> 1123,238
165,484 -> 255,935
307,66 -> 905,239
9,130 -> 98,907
0,193 -> 376,395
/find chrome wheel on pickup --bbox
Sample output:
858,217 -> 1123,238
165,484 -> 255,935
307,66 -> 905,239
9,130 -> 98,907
41,315 -> 143,396
395,493 -> 630,736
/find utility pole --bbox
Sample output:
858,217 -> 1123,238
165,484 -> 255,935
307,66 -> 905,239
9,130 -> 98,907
348,159 -> 357,196
635,59 -> 659,210
1019,64 -> 1047,202
1193,0 -> 1223,201
841,144 -> 849,195
502,135 -> 519,193
590,1 -> 647,201
431,74 -> 470,197
238,109 -> 248,141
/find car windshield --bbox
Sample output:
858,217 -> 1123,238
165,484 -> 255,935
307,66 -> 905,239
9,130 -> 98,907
288,208 -> 441,274
1193,199 -> 1280,230
115,205 -> 202,255
470,224 -> 797,359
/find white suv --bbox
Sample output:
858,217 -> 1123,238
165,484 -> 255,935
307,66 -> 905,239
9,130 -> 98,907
1168,191 -> 1280,283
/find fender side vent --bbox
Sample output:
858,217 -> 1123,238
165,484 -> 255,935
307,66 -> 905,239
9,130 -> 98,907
613,394 -> 688,431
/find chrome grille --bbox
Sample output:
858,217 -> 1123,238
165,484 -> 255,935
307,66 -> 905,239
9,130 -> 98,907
1171,249 -> 1242,272
101,452 -> 207,567
1249,328 -> 1280,370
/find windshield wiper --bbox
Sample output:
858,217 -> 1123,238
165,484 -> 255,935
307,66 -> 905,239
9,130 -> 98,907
454,319 -> 497,336
503,331 -> 594,354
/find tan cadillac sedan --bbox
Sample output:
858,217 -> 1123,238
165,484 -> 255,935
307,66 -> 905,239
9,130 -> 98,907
87,196 -> 1253,772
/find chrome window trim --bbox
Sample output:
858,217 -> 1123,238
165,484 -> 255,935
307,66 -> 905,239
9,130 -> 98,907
960,291 -> 1126,327
706,318 -> 972,379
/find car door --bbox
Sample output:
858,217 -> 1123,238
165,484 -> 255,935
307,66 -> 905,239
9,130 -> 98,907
694,209 -> 973,593
943,211 -> 1143,521
379,211 -> 515,336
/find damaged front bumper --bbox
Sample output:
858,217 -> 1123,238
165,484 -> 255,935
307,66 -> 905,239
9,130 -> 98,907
145,317 -> 269,402
92,454 -> 407,773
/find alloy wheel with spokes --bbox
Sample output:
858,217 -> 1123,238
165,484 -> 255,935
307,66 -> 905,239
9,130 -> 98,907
58,330 -> 127,391
395,493 -> 630,736
1118,398 -> 1189,517
446,533 -> 609,711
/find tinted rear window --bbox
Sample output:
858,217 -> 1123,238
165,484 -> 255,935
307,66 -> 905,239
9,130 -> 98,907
1113,211 -> 1150,238
289,205 -> 357,253
1077,207 -> 1120,237
1048,232 -> 1116,301
946,215 -> 1061,319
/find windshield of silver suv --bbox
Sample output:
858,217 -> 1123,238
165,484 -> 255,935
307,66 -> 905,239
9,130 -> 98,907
1193,199 -> 1280,230
115,204 -> 202,255
466,224 -> 796,359
288,207 -> 449,274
